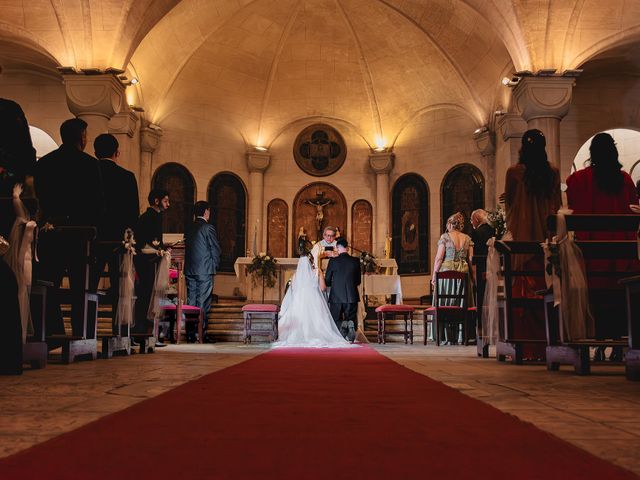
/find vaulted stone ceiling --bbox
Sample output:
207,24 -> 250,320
1,0 -> 640,147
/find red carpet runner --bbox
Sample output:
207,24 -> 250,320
0,346 -> 636,479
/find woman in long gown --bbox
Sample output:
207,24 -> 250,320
504,129 -> 562,360
274,254 -> 356,348
431,212 -> 474,344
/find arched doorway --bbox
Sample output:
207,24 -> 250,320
29,126 -> 58,159
151,163 -> 196,234
208,173 -> 247,273
392,174 -> 429,274
572,129 -> 640,188
441,164 -> 484,236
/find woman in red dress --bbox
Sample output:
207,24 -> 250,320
566,132 -> 638,360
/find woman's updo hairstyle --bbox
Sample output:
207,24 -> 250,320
446,212 -> 465,232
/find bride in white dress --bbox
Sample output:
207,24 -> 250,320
274,255 -> 356,348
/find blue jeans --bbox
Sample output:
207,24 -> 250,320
186,274 -> 213,337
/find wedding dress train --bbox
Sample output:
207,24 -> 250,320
273,256 -> 357,348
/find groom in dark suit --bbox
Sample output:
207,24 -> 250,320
185,201 -> 221,342
324,237 -> 361,342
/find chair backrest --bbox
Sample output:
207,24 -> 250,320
434,271 -> 467,307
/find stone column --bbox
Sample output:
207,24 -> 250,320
63,73 -> 125,149
496,113 -> 529,200
369,151 -> 395,257
139,125 -> 162,211
246,151 -> 271,255
108,106 -> 139,173
512,76 -> 576,172
474,129 -> 496,208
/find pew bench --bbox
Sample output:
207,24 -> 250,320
544,214 -> 640,378
493,241 -> 547,364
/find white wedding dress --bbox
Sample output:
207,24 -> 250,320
273,256 -> 357,348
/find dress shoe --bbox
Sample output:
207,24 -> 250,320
154,342 -> 167,348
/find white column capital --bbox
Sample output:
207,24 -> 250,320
246,151 -> 272,173
369,152 -> 395,174
63,73 -> 125,119
140,126 -> 162,153
513,76 -> 576,122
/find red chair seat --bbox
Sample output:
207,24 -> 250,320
242,303 -> 279,313
161,304 -> 201,313
375,304 -> 415,313
468,306 -> 477,312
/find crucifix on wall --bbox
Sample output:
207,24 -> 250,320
304,191 -> 334,239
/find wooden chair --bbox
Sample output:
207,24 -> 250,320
242,304 -> 279,343
375,304 -> 414,344
425,271 -> 468,346
161,304 -> 203,343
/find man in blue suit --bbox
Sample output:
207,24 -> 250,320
185,201 -> 221,342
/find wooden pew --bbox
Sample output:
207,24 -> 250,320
45,226 -> 100,364
619,276 -> 640,380
493,240 -> 547,364
545,214 -> 640,377
93,240 -> 132,358
471,253 -> 489,358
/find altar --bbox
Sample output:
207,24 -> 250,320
234,257 -> 401,307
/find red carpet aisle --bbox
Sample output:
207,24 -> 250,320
0,346 -> 636,479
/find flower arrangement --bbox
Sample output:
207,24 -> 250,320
359,251 -> 379,274
487,206 -> 507,239
246,252 -> 278,288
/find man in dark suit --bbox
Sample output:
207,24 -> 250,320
185,201 -> 221,342
133,188 -> 170,335
34,118 -> 104,338
92,133 -> 139,328
324,237 -> 361,342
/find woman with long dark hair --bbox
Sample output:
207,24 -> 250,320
503,129 -> 562,360
566,132 -> 638,360
505,129 -> 562,241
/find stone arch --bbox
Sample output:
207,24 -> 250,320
267,198 -> 288,258
392,173 -> 429,274
151,162 -> 196,234
441,164 -> 485,236
207,172 -> 247,273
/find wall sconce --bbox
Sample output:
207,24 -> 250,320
501,76 -> 520,87
473,126 -> 488,135
119,75 -> 140,86
129,104 -> 145,112
253,146 -> 268,152
494,110 -> 507,116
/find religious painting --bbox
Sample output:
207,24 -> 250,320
208,173 -> 246,273
292,182 -> 346,252
392,174 -> 429,274
351,200 -> 372,254
293,124 -> 347,177
151,162 -> 195,233
267,199 -> 288,258
441,164 -> 484,236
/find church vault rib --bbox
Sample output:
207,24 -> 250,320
256,0 -> 304,148
334,0 -> 385,145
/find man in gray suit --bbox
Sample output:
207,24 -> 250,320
185,201 -> 221,342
